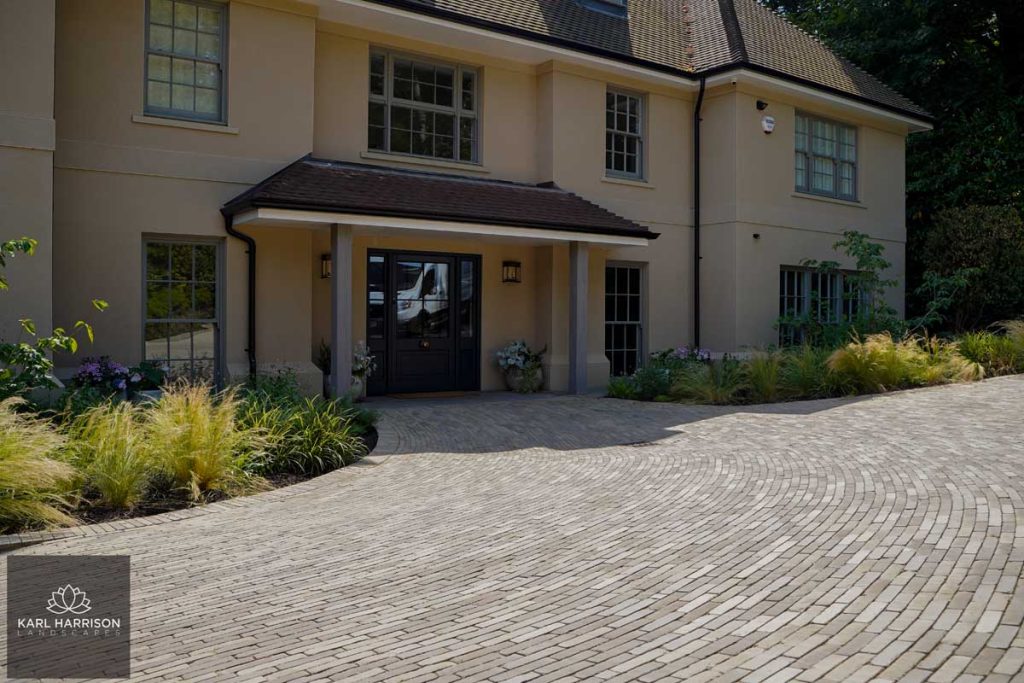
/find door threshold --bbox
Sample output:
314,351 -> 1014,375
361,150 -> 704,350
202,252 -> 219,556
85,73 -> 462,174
385,391 -> 479,400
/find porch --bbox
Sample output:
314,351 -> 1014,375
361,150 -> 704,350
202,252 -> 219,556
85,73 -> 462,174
221,157 -> 657,396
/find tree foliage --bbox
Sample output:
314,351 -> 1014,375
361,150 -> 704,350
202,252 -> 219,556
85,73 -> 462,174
0,238 -> 107,399
759,0 -> 1024,327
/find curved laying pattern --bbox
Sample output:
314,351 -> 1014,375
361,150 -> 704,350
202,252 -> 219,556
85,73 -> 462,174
3,378 -> 1024,682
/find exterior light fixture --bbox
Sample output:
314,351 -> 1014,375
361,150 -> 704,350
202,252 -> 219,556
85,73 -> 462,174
320,253 -> 332,279
502,261 -> 522,283
756,100 -> 769,111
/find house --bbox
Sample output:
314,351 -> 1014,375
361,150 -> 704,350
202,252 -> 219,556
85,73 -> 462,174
0,0 -> 932,396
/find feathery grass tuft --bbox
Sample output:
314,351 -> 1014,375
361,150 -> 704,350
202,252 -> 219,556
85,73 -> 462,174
68,401 -> 151,510
0,398 -> 77,532
145,383 -> 265,501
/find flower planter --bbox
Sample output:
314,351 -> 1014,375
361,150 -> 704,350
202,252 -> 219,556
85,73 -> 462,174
352,375 -> 367,401
325,375 -> 368,401
505,366 -> 544,393
133,389 -> 163,404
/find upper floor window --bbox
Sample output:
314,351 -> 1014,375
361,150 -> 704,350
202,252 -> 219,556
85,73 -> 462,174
368,50 -> 479,163
145,0 -> 227,123
606,90 -> 644,179
795,113 -> 857,200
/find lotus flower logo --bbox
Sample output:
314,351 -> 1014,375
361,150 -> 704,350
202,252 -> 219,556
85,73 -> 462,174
46,584 -> 92,615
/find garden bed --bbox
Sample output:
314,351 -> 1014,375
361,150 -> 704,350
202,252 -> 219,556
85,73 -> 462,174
71,427 -> 378,528
0,371 -> 380,538
609,324 -> 1024,406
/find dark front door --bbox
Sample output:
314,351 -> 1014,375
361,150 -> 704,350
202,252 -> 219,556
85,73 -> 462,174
367,250 -> 481,395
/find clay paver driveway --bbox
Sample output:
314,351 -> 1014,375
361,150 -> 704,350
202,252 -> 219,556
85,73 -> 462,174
4,377 -> 1024,682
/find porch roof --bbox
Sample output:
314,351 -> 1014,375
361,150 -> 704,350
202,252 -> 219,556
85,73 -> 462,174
221,157 -> 658,244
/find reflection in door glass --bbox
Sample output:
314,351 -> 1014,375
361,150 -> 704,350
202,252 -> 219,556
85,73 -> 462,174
395,260 -> 450,339
368,255 -> 386,339
460,260 -> 474,338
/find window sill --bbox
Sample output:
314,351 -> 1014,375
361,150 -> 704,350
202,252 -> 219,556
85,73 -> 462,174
132,114 -> 239,135
603,175 -> 655,190
359,151 -> 490,174
791,192 -> 866,209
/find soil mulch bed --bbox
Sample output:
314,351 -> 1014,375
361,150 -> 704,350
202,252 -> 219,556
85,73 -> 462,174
71,428 -> 378,527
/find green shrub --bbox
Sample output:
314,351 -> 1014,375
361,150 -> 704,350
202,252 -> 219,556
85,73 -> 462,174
607,376 -> 638,400
779,346 -> 840,399
55,386 -> 115,421
671,357 -> 746,405
958,323 -> 1024,376
241,369 -> 303,408
242,397 -> 367,477
632,365 -> 673,401
746,351 -> 782,404
68,402 -> 151,510
0,398 -> 77,532
145,384 -> 265,501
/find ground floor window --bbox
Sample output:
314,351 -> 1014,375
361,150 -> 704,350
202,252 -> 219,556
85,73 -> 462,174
144,238 -> 220,381
605,263 -> 645,376
779,266 -> 864,345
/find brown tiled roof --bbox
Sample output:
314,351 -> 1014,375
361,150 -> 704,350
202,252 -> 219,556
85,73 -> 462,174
222,157 -> 657,239
363,0 -> 931,122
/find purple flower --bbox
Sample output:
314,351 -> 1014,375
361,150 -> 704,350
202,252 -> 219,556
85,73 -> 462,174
113,379 -> 127,391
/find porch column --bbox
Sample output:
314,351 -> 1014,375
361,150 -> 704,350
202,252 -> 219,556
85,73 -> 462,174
568,241 -> 589,394
330,224 -> 353,398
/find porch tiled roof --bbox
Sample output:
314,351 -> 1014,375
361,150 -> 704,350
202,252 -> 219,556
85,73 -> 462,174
363,0 -> 931,122
222,157 -> 657,240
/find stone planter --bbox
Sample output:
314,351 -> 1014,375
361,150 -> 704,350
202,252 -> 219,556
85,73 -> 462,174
326,375 -> 368,401
133,389 -> 163,404
351,375 -> 367,401
505,366 -> 544,393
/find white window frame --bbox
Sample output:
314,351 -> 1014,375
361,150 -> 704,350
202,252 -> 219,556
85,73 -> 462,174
368,49 -> 480,164
795,112 -> 857,201
778,266 -> 867,345
144,0 -> 228,124
605,89 -> 645,180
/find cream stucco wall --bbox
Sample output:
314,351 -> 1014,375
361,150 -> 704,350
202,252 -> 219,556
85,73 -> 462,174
51,0 -> 317,385
0,0 -> 55,343
700,85 -> 908,350
9,0 -> 916,394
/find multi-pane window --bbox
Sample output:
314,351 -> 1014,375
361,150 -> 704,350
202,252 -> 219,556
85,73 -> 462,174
605,265 -> 644,376
144,240 -> 219,381
145,0 -> 227,122
368,50 -> 479,163
606,90 -> 644,178
779,267 -> 866,345
795,113 -> 857,200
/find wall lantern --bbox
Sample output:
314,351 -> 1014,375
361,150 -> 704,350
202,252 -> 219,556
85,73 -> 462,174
320,253 -> 332,279
502,260 -> 523,284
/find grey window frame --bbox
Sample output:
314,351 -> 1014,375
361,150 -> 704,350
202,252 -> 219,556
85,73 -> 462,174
778,266 -> 867,345
605,261 -> 648,376
795,112 -> 857,201
605,89 -> 645,180
142,236 -> 225,385
144,0 -> 229,124
368,49 -> 480,164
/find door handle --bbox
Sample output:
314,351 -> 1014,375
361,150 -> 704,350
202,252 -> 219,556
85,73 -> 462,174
419,340 -> 431,350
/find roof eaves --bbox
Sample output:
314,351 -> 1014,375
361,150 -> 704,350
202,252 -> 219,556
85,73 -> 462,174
700,61 -> 935,124
359,0 -> 933,126
231,198 -> 660,240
